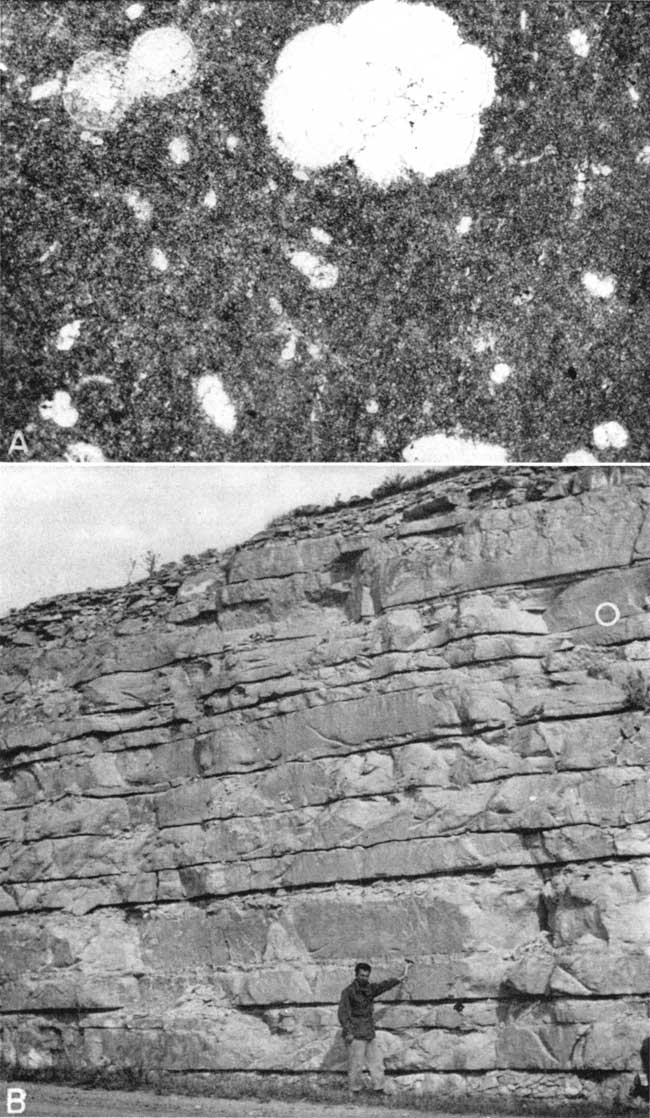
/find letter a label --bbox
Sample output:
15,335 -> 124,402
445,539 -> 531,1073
8,431 -> 28,456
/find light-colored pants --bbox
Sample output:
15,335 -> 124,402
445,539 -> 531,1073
348,1037 -> 385,1091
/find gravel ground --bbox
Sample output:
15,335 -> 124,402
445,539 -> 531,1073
2,0 -> 650,462
2,1082 -> 565,1118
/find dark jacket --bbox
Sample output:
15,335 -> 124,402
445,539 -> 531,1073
338,976 -> 400,1040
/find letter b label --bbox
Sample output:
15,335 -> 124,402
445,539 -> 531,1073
7,1088 -> 26,1115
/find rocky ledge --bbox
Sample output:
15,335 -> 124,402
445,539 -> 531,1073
1,466 -> 649,1111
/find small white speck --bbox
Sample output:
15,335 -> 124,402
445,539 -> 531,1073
628,86 -> 640,104
516,149 -> 549,167
513,289 -> 533,306
125,2 -> 145,20
568,29 -> 590,58
292,168 -> 310,182
168,135 -> 190,164
38,241 -> 60,264
280,333 -> 298,362
124,188 -> 153,222
472,331 -> 496,354
310,226 -> 332,246
64,441 -> 106,462
636,145 -> 650,166
78,374 -> 113,387
490,362 -> 512,385
40,391 -> 79,428
150,246 -> 169,272
403,433 -> 509,464
79,130 -> 104,146
373,428 -> 387,448
268,296 -> 283,316
55,320 -> 82,352
572,163 -> 587,214
366,399 -> 380,414
456,215 -> 473,236
226,135 -> 240,152
30,76 -> 62,102
289,250 -> 339,290
202,188 -> 217,209
520,10 -> 527,32
591,163 -> 612,177
307,342 -> 323,360
582,270 -> 616,299
561,448 -> 598,465
196,374 -> 237,434
592,421 -> 628,451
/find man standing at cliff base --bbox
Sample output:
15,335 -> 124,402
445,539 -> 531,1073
338,960 -> 411,1094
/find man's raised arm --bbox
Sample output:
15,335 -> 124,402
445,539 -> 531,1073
371,959 -> 412,997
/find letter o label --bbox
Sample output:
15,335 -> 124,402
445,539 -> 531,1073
595,601 -> 620,627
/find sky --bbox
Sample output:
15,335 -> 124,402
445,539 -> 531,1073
0,463 -> 427,617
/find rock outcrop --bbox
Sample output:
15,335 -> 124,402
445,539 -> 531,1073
1,466 -> 649,1110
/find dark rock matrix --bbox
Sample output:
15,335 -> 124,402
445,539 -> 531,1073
2,1 -> 650,461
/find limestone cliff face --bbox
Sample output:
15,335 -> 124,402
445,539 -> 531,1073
1,467 -> 649,1110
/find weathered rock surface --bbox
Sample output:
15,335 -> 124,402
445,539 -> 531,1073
1,466 -> 649,1110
